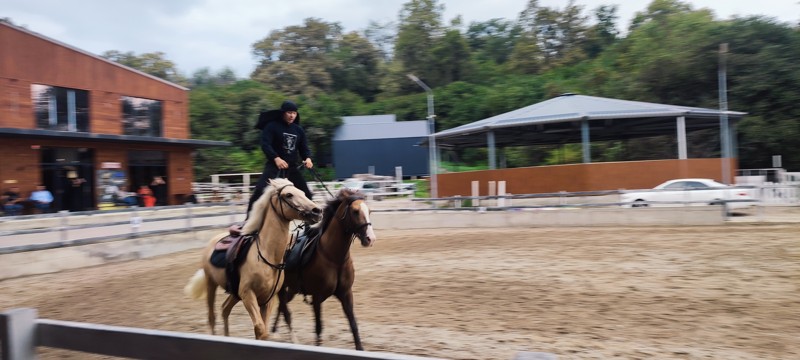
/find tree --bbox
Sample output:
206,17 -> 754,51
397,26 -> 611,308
394,0 -> 445,91
511,0 -> 590,72
364,21 -> 397,61
190,67 -> 237,87
615,6 -> 721,105
724,17 -> 800,170
251,18 -> 343,96
629,0 -> 692,31
329,32 -> 383,101
507,33 -> 543,75
101,50 -> 187,86
583,5 -> 619,58
429,28 -> 472,85
466,18 -> 522,66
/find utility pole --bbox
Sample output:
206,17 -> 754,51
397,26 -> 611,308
407,74 -> 438,198
719,43 -> 731,184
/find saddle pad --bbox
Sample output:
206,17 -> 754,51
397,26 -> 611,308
284,232 -> 319,271
210,249 -> 227,268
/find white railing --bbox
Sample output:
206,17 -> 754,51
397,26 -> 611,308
758,182 -> 800,204
0,308 -> 445,360
193,177 -> 415,204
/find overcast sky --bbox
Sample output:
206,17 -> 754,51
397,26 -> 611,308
4,0 -> 798,79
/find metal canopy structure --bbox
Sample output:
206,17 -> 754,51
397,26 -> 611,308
433,93 -> 746,149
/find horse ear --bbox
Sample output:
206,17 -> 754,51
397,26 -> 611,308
339,188 -> 354,198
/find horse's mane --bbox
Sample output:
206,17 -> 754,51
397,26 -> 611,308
242,178 -> 294,234
306,188 -> 363,238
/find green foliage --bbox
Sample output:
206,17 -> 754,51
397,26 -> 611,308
101,50 -> 188,86
178,0 -> 800,180
394,0 -> 445,90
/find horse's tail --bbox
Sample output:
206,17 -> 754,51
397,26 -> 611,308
184,269 -> 207,300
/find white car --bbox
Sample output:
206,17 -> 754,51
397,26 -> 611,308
620,178 -> 758,209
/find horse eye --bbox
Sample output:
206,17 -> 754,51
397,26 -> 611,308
285,193 -> 294,198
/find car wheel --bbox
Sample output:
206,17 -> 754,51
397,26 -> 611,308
631,199 -> 648,208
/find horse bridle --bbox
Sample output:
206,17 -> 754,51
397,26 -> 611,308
255,184 -> 305,269
338,196 -> 372,241
269,184 -> 307,222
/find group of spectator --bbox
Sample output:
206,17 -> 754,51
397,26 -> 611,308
105,176 -> 167,208
2,176 -> 169,216
1,184 -> 53,216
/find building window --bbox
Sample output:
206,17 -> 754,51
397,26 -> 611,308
32,84 -> 90,132
122,96 -> 162,137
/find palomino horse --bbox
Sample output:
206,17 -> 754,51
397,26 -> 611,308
271,188 -> 376,350
184,178 -> 322,340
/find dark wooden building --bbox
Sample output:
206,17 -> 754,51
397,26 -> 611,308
0,22 -> 227,212
332,115 -> 429,180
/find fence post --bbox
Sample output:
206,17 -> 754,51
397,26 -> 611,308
488,181 -> 497,207
58,210 -> 69,242
0,308 -> 37,360
498,181 -> 507,207
471,181 -> 480,207
186,202 -> 193,230
130,207 -> 141,235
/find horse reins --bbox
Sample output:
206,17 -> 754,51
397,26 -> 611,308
269,184 -> 306,223
341,197 -> 372,241
297,163 -> 335,199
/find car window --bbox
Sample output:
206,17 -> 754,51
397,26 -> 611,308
685,181 -> 710,189
363,182 -> 379,189
663,182 -> 687,189
342,180 -> 363,189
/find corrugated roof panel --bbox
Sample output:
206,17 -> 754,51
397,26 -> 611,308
342,114 -> 396,125
435,94 -> 746,139
334,120 -> 428,141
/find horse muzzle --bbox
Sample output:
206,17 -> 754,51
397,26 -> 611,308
302,207 -> 323,224
357,224 -> 376,247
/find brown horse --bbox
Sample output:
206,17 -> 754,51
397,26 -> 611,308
271,188 -> 376,350
184,178 -> 322,340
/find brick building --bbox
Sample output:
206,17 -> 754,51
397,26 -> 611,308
0,22 -> 227,213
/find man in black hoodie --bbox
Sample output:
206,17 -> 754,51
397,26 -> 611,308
246,100 -> 314,215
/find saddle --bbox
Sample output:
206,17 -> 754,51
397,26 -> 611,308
209,222 -> 255,295
284,229 -> 320,271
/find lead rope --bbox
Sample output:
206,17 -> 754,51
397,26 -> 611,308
298,164 -> 335,199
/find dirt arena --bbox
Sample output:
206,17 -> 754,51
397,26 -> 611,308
1,223 -> 798,359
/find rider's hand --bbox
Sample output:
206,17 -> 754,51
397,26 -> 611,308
274,157 -> 288,169
304,158 -> 314,169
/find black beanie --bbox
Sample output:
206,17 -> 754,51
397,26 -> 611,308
280,100 -> 298,112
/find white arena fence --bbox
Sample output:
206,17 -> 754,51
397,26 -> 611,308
192,178 -> 414,204
0,308 -> 454,360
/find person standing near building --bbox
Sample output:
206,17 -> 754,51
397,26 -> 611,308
2,186 -> 24,216
150,176 -> 167,206
138,185 -> 156,207
246,100 -> 314,215
29,184 -> 54,213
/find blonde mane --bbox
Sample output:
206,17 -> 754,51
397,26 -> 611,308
241,178 -> 293,234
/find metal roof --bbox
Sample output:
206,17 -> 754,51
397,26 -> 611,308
433,93 -> 746,148
334,115 -> 428,141
0,128 -> 230,148
342,114 -> 397,125
1,22 -> 189,91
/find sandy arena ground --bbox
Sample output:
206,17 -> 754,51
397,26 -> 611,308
1,223 -> 799,359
